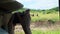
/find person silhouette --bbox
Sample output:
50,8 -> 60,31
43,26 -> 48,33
0,0 -> 23,34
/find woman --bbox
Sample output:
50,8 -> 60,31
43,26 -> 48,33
0,0 -> 23,34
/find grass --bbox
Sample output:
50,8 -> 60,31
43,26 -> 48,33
30,12 -> 59,22
15,29 -> 60,34
32,29 -> 60,34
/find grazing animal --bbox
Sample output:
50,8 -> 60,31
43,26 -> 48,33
32,14 -> 34,16
7,9 -> 32,34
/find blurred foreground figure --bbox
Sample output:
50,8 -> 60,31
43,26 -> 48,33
0,0 -> 23,34
8,9 -> 32,34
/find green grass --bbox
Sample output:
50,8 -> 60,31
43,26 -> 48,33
30,12 -> 59,22
32,30 -> 60,34
15,29 -> 60,34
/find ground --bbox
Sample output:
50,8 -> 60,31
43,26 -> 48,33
14,21 -> 60,34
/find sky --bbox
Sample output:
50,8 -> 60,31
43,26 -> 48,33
16,0 -> 59,10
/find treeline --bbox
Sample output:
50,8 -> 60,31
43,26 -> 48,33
18,7 -> 59,13
49,7 -> 59,11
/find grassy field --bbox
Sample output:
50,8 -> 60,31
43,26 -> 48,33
30,12 -> 59,22
15,30 -> 60,34
32,30 -> 60,34
15,10 -> 59,34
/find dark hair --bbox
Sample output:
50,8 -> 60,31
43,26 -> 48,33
0,7 -> 12,13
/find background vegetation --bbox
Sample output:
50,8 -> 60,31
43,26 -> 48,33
17,7 -> 59,22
